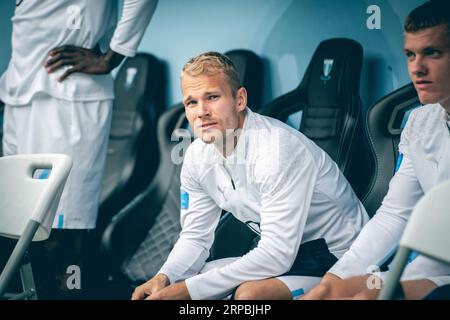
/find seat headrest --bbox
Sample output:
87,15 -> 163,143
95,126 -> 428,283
295,38 -> 363,141
366,83 -> 420,153
225,49 -> 264,111
114,53 -> 162,111
301,38 -> 363,109
111,53 -> 165,138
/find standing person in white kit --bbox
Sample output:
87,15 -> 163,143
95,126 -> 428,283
0,0 -> 158,298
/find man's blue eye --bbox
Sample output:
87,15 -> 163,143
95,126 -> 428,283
421,48 -> 442,58
427,50 -> 440,57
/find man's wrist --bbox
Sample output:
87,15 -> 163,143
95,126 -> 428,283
102,48 -> 125,72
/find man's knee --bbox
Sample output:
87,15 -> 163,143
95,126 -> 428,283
234,282 -> 260,300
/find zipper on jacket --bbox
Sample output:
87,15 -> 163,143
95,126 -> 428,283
221,163 -> 236,190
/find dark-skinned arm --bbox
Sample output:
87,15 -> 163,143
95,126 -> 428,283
44,45 -> 125,82
44,0 -> 158,82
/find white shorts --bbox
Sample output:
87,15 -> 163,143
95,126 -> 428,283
200,258 -> 321,299
2,93 -> 113,229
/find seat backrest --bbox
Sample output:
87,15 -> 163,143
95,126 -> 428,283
362,83 -> 420,217
259,38 -> 365,197
401,179 -> 450,264
96,53 -> 166,246
100,53 -> 165,205
0,154 -> 72,241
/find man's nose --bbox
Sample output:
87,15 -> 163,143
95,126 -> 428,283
197,101 -> 211,118
410,56 -> 427,77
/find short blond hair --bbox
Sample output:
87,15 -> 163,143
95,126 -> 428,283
181,52 -> 242,96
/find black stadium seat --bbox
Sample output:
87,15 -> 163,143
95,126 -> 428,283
101,106 -> 188,292
362,83 -> 420,217
260,38 -> 367,198
87,54 -> 166,296
95,53 -> 166,239
99,50 -> 264,290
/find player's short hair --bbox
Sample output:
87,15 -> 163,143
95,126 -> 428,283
405,0 -> 450,35
181,52 -> 242,96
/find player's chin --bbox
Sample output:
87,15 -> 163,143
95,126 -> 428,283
200,136 -> 215,144
198,129 -> 224,144
196,132 -> 214,144
417,92 -> 434,105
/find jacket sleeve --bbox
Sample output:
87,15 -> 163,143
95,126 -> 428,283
328,111 -> 424,279
109,0 -> 158,57
158,149 -> 222,285
185,138 -> 319,300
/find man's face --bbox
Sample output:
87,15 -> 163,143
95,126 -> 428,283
182,72 -> 247,144
404,23 -> 450,109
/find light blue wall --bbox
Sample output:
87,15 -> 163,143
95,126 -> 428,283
137,0 -> 426,108
0,0 -> 426,109
0,1 -> 14,75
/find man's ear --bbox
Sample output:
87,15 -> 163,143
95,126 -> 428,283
236,87 -> 247,111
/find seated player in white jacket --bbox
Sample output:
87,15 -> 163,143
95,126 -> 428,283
301,0 -> 450,300
132,52 -> 369,300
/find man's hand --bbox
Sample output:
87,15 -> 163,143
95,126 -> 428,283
44,46 -> 125,82
131,273 -> 170,300
147,281 -> 191,300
